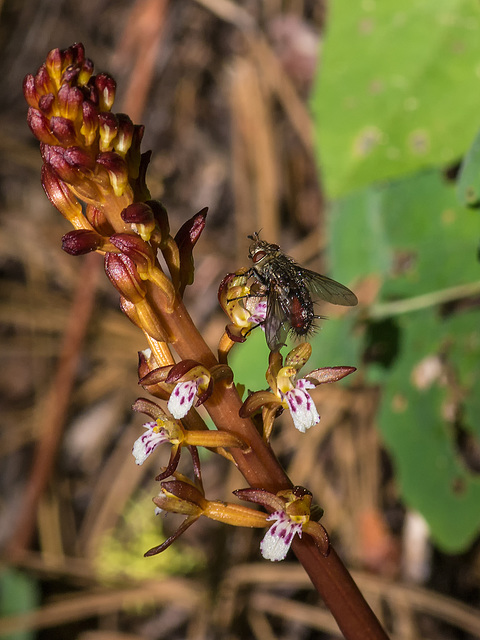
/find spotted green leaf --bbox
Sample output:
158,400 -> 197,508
312,1 -> 480,197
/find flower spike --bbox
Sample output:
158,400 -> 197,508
24,47 -> 377,636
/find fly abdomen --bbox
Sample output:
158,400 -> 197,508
288,291 -> 314,336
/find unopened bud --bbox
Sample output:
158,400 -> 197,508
23,74 -> 39,108
70,42 -> 86,65
98,112 -> 118,152
94,73 -> 116,111
60,45 -> 74,68
78,58 -> 94,86
27,108 -> 58,145
62,229 -> 104,255
121,202 -> 153,225
121,202 -> 155,241
35,63 -> 57,96
50,116 -> 78,146
80,101 -> 99,146
38,93 -> 55,117
45,48 -> 63,86
104,252 -> 147,303
109,233 -> 155,275
42,145 -> 79,183
63,146 -> 96,171
115,114 -> 134,155
62,64 -> 81,85
96,151 -> 129,197
41,163 -> 84,225
57,84 -> 83,121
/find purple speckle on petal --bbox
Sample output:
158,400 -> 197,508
283,529 -> 295,544
260,511 -> 303,562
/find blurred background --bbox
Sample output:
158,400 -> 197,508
1,0 -> 480,638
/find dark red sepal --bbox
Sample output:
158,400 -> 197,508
62,229 -> 103,255
174,207 -> 208,295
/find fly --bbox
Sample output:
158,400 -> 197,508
246,232 -> 358,351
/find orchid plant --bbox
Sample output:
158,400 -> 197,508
24,44 -> 389,640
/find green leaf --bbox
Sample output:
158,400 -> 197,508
309,314 -> 362,371
378,310 -> 480,551
312,1 -> 480,198
327,168 -> 480,551
0,569 -> 39,640
329,169 -> 480,299
229,329 -> 271,394
457,126 -> 480,206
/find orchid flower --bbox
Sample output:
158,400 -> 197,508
240,343 -> 356,440
235,486 -> 330,562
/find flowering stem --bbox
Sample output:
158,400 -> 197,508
149,288 -> 389,640
23,43 -> 389,639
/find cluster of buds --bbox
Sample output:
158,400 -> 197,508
24,44 -> 356,564
24,43 -> 144,235
24,43 -> 206,348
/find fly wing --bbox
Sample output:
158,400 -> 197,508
303,269 -> 358,307
264,286 -> 289,351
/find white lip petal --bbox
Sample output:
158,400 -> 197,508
260,511 -> 303,562
284,381 -> 320,433
132,421 -> 169,465
167,380 -> 198,419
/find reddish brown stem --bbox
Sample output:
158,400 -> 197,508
293,539 -> 389,640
